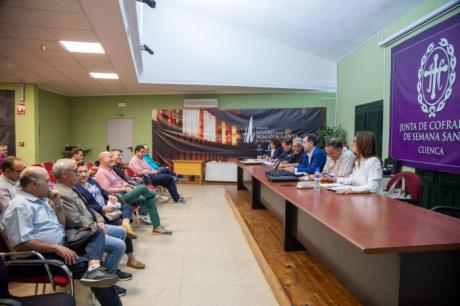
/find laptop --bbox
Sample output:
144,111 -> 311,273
265,162 -> 300,181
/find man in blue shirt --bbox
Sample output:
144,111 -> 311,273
284,134 -> 326,174
1,166 -> 121,306
142,144 -> 179,178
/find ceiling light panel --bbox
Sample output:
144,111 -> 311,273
89,72 -> 119,79
60,40 -> 105,54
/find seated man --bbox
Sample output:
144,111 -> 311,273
323,138 -> 356,177
76,165 -> 146,269
70,148 -> 85,166
142,144 -> 179,179
0,166 -> 121,306
129,145 -> 185,204
279,139 -> 304,165
283,134 -> 326,174
0,144 -> 7,165
52,159 -> 130,296
277,139 -> 293,161
95,152 -> 172,235
0,156 -> 24,211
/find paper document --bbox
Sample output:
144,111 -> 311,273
320,183 -> 350,191
294,168 -> 308,176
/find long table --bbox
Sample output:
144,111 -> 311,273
237,164 -> 460,306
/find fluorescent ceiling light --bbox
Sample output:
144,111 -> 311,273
89,72 -> 119,79
60,41 -> 105,54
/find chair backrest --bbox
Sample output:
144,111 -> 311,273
385,172 -> 422,202
43,162 -> 54,172
49,172 -> 57,184
125,167 -> 135,178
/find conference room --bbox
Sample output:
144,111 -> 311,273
0,0 -> 459,305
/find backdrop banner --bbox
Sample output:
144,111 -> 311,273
152,108 -> 325,164
390,12 -> 460,174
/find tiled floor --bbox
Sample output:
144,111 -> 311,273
9,184 -> 278,306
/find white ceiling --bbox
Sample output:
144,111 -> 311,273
0,0 -> 424,96
167,0 -> 424,61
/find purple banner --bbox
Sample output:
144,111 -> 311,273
390,13 -> 460,174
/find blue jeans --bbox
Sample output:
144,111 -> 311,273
104,225 -> 126,274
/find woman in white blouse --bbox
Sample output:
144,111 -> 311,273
324,131 -> 382,194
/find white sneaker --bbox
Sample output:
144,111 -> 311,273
156,195 -> 170,203
138,215 -> 152,225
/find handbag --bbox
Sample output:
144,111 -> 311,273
103,209 -> 123,221
65,222 -> 98,250
384,176 -> 412,201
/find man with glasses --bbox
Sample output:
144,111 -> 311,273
53,159 -> 130,296
323,138 -> 355,178
1,166 -> 121,306
0,156 -> 24,211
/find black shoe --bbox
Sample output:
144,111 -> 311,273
174,197 -> 186,204
115,285 -> 127,297
116,269 -> 133,281
80,267 -> 118,288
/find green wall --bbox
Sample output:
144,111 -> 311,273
37,89 -> 70,162
337,0 -> 458,159
0,83 -> 39,166
69,92 -> 336,162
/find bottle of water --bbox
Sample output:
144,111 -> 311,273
313,169 -> 321,190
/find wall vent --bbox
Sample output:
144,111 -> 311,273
183,99 -> 218,109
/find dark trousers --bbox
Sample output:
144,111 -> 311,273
120,203 -> 132,220
143,174 -> 180,201
159,167 -> 177,177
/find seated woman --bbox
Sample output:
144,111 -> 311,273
268,138 -> 283,160
75,165 -> 146,269
323,131 -> 382,194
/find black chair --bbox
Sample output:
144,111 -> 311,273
431,205 -> 460,218
0,256 -> 75,306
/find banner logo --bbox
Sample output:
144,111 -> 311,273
417,38 -> 456,118
242,116 -> 255,143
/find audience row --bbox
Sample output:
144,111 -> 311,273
0,144 -> 185,306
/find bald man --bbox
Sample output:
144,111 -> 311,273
95,151 -> 172,235
0,166 -> 122,306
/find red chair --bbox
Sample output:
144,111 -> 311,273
86,162 -> 94,170
0,231 -> 74,296
125,167 -> 135,178
385,172 -> 422,205
48,172 -> 57,184
125,166 -> 156,188
0,256 -> 75,306
43,162 -> 54,172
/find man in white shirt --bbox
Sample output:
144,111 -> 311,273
0,156 -> 24,211
323,138 -> 356,177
